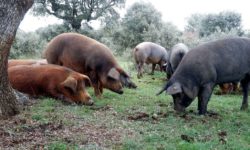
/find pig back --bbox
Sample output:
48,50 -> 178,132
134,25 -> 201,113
134,42 -> 168,64
8,59 -> 47,68
8,65 -> 69,95
45,33 -> 119,75
169,43 -> 189,71
175,37 -> 250,84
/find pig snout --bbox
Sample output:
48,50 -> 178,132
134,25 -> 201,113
85,99 -> 94,106
110,86 -> 124,94
127,82 -> 137,89
120,76 -> 137,89
106,81 -> 124,94
116,90 -> 124,94
78,97 -> 94,106
173,98 -> 185,112
82,94 -> 94,105
174,104 -> 185,112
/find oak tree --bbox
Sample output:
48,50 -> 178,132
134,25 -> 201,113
0,0 -> 33,117
33,0 -> 125,30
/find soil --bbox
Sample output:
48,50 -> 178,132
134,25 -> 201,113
0,105 -> 135,149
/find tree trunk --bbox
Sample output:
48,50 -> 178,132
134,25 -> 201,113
0,0 -> 33,117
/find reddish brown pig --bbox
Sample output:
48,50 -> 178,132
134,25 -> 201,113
8,64 -> 94,105
219,83 -> 239,94
8,59 -> 47,68
44,33 -> 137,97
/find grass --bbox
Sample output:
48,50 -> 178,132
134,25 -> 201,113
2,61 -> 250,150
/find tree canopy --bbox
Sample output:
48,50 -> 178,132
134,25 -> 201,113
33,0 -> 125,30
109,2 -> 180,53
185,11 -> 243,37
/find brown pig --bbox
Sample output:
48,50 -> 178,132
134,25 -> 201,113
44,33 -> 137,97
8,64 -> 94,105
219,82 -> 240,94
8,59 -> 47,68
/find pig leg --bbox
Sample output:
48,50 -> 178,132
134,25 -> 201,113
197,83 -> 214,115
99,82 -> 103,94
89,73 -> 102,98
137,62 -> 143,78
90,72 -> 103,98
232,82 -> 239,92
93,85 -> 101,98
159,64 -> 164,72
150,64 -> 156,75
93,81 -> 103,98
240,78 -> 249,110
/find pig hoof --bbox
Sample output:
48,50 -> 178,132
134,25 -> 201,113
198,110 -> 207,115
240,105 -> 248,110
95,95 -> 103,99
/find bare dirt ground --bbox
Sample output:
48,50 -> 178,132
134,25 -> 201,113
0,103 -> 135,149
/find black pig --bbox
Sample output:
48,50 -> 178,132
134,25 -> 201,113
158,37 -> 250,115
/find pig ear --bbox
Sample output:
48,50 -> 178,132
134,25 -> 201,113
81,74 -> 92,87
108,68 -> 120,80
116,67 -> 129,77
166,82 -> 182,95
62,76 -> 77,93
182,85 -> 198,99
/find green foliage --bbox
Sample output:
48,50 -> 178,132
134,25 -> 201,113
36,23 -> 102,41
11,24 -> 104,59
36,24 -> 71,42
10,30 -> 47,59
108,2 -> 181,54
159,22 -> 182,50
78,26 -> 103,42
122,2 -> 162,47
200,28 -> 240,42
32,0 -> 125,30
200,11 -> 243,37
185,14 -> 204,33
185,11 -> 244,38
182,28 -> 241,49
243,29 -> 250,38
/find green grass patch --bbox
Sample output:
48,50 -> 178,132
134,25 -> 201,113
46,141 -> 78,150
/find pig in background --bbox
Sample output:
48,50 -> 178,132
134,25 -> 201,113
133,42 -> 169,78
8,59 -> 47,68
158,37 -> 250,115
8,64 -> 94,105
218,82 -> 240,95
44,33 -> 137,98
165,43 -> 189,79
